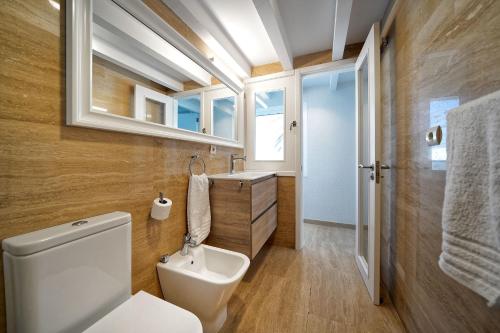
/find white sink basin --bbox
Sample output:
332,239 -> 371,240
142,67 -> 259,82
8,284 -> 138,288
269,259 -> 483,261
208,171 -> 276,181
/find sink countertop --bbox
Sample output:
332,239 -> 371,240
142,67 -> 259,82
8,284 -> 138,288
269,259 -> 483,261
208,171 -> 276,181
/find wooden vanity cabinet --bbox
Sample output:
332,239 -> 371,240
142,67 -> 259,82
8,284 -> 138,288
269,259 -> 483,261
207,175 -> 277,259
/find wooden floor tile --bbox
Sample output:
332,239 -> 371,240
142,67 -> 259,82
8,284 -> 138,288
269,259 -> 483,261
220,223 -> 405,332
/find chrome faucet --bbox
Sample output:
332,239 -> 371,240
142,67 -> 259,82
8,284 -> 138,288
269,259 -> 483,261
230,154 -> 246,174
181,233 -> 196,256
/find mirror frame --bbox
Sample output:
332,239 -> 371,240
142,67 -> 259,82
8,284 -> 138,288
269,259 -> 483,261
66,0 -> 244,148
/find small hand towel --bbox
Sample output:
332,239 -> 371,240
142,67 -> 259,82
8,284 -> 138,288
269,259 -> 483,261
187,173 -> 211,245
439,89 -> 500,306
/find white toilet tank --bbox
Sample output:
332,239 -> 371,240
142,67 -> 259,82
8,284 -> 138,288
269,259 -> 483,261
2,211 -> 132,333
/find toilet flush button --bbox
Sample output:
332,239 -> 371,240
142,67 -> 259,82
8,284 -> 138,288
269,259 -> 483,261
72,220 -> 88,226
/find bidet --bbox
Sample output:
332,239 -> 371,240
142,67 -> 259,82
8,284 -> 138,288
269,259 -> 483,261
157,244 -> 250,333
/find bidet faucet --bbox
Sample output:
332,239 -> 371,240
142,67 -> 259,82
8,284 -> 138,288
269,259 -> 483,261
230,154 -> 246,174
181,233 -> 197,256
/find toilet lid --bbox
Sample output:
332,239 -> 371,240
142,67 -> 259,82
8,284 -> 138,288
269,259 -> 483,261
84,291 -> 203,333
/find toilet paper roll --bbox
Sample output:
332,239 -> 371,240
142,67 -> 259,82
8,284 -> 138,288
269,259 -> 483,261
150,197 -> 172,220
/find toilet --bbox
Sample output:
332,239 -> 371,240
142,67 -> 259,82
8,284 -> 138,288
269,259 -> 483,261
157,244 -> 250,333
2,212 -> 202,333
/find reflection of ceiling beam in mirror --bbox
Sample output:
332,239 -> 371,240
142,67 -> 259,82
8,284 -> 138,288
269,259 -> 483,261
332,0 -> 353,61
93,23 -> 189,82
213,96 -> 236,117
253,0 -> 293,70
112,0 -> 244,93
93,0 -> 212,87
92,29 -> 184,92
214,105 -> 235,117
208,57 -> 245,93
163,0 -> 251,79
177,100 -> 199,114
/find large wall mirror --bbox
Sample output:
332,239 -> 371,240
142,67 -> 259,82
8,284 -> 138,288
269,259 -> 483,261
67,0 -> 244,148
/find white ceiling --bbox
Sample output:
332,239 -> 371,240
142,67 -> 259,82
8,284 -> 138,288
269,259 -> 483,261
165,0 -> 390,69
200,0 -> 278,66
277,0 -> 335,57
346,0 -> 390,44
276,0 -> 391,57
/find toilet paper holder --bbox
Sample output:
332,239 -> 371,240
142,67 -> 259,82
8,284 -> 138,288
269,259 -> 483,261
426,125 -> 442,146
151,192 -> 172,221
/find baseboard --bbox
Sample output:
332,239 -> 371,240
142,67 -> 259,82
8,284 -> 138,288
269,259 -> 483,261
304,219 -> 355,229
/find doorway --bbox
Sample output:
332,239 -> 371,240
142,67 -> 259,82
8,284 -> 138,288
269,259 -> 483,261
295,23 -> 383,305
301,69 -> 356,228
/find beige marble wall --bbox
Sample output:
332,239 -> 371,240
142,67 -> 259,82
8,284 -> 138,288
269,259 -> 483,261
380,0 -> 500,331
271,176 -> 296,248
0,0 -> 243,330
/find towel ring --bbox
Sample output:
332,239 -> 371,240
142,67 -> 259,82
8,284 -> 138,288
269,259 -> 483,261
189,154 -> 206,176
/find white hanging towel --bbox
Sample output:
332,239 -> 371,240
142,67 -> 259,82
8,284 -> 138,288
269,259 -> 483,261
439,89 -> 500,306
187,173 -> 211,245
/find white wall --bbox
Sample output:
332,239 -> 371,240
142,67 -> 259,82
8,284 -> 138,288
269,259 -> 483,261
302,76 -> 356,224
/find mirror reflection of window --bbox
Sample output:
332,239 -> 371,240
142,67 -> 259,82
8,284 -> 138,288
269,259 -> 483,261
134,85 -> 174,126
212,96 -> 236,140
145,98 -> 165,125
175,94 -> 201,132
255,90 -> 285,161
430,97 -> 460,170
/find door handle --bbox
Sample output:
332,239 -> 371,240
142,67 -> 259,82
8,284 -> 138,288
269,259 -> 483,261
381,164 -> 390,170
358,163 -> 374,170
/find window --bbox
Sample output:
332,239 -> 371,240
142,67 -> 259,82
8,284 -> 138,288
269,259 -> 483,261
212,96 -> 236,140
245,74 -> 294,172
175,94 -> 201,132
429,97 -> 460,170
255,89 -> 285,161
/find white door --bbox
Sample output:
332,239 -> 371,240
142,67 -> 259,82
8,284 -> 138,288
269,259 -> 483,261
355,22 -> 385,304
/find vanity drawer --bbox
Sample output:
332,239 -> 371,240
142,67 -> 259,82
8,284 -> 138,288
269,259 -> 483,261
251,203 -> 277,259
251,176 -> 277,221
